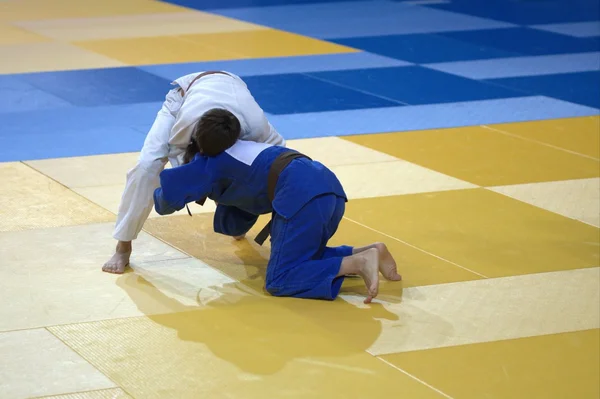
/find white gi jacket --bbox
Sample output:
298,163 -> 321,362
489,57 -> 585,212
113,72 -> 285,241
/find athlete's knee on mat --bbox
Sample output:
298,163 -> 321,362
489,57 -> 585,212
265,282 -> 284,297
264,266 -> 292,297
266,278 -> 337,300
213,206 -> 258,236
265,280 -> 302,298
265,273 -> 286,296
264,268 -> 319,298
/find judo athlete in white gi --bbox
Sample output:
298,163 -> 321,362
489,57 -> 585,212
103,71 -> 285,274
152,109 -> 402,303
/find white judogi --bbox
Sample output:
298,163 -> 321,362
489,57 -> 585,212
113,72 -> 285,241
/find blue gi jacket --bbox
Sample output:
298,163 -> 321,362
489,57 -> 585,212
153,140 -> 347,222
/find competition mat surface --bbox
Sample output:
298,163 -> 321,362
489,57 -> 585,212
0,0 -> 598,398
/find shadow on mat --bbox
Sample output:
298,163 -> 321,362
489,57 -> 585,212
115,239 -> 404,376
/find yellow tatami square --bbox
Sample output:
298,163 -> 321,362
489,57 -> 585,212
0,42 -> 125,74
0,0 -> 188,22
48,297 -> 444,399
488,115 -> 600,159
0,221 -> 241,331
343,126 -> 600,186
14,11 -> 264,41
74,29 -> 356,65
294,138 -> 474,198
491,177 -> 600,227
343,189 -> 600,278
26,152 -> 139,188
381,329 -> 600,399
341,267 -> 599,356
331,160 -> 476,199
0,24 -> 50,45
0,163 -> 114,232
179,29 -> 358,58
287,137 -> 397,167
0,329 -> 115,399
72,35 -> 239,65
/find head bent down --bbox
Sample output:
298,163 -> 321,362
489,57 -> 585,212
184,108 -> 241,163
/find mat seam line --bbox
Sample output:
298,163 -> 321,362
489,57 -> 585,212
480,124 -> 600,161
482,185 -> 600,228
301,72 -> 411,106
26,387 -> 127,399
19,161 -> 119,217
376,356 -> 455,399
343,216 -> 489,279
44,327 -> 136,399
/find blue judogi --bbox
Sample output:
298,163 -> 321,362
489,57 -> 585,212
153,140 -> 353,300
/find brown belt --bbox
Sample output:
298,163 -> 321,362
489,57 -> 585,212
180,70 -> 231,96
254,151 -> 312,246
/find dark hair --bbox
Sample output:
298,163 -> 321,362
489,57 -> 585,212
192,108 -> 241,157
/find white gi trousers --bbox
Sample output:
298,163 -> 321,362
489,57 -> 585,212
112,72 -> 285,241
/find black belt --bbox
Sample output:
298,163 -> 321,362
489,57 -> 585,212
254,150 -> 311,245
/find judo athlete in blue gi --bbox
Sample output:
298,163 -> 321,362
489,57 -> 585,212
153,109 -> 402,303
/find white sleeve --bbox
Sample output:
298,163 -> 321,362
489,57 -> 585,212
240,111 -> 286,148
266,120 -> 286,147
112,88 -> 182,241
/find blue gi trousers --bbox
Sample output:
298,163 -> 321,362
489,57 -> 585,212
214,194 -> 352,300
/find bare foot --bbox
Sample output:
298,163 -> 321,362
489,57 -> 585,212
357,248 -> 380,304
375,243 -> 402,281
102,251 -> 130,274
233,234 -> 246,241
102,242 -> 131,274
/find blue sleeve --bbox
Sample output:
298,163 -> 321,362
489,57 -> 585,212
153,156 -> 211,215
